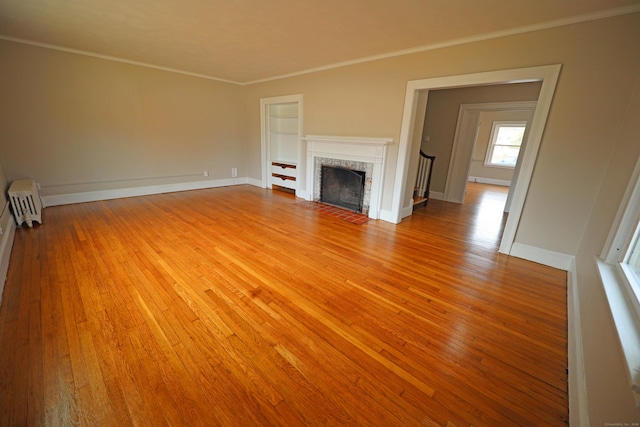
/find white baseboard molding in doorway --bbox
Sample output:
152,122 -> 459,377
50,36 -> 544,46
509,242 -> 574,271
468,176 -> 511,187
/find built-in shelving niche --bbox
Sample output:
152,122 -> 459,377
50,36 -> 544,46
261,95 -> 303,195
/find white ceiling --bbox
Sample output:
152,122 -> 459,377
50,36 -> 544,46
0,0 -> 638,84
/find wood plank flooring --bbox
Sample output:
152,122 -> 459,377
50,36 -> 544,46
0,183 -> 568,426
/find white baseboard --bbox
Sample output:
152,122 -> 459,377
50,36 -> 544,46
0,200 -> 10,235
509,242 -> 574,271
45,177 -> 399,225
401,204 -> 413,219
247,177 -> 263,188
567,259 -> 590,427
0,219 -> 16,308
378,209 -> 396,223
42,177 -> 250,207
429,191 -> 445,201
468,176 -> 511,187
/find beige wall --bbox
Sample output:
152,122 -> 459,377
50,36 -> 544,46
0,41 -> 247,197
421,83 -> 541,193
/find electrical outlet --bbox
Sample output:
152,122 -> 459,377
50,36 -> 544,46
36,182 -> 41,190
203,170 -> 209,177
232,168 -> 238,178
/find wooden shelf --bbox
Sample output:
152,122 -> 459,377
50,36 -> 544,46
272,173 -> 296,181
272,162 -> 297,169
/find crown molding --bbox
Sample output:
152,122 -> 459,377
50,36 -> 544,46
0,35 -> 243,85
1,4 -> 638,86
245,4 -> 640,85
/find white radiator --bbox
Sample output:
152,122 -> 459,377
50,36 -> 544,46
9,180 -> 42,227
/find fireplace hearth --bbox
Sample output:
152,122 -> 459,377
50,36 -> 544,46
320,166 -> 366,212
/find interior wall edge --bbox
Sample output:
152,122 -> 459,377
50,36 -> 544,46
0,219 -> 16,309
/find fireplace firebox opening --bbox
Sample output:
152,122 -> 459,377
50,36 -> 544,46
320,165 -> 366,213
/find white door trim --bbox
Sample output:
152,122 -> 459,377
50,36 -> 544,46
391,64 -> 561,255
444,108 -> 481,204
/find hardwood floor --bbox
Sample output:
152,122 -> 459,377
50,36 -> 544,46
0,183 -> 568,426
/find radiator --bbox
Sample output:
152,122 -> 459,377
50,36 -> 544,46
8,180 -> 42,227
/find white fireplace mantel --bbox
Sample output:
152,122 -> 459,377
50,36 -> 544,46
303,135 -> 393,219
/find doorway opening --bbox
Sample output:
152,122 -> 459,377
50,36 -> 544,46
432,99 -> 538,211
391,65 -> 561,255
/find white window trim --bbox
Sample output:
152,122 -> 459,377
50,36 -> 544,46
599,154 -> 640,408
483,120 -> 527,169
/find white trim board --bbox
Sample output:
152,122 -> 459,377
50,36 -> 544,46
568,260 -> 591,427
0,201 -> 10,235
42,177 -> 252,207
379,209 -> 395,223
428,191 -> 445,201
0,219 -> 16,308
468,176 -> 511,187
247,177 -> 263,188
400,205 -> 414,220
509,242 -> 574,271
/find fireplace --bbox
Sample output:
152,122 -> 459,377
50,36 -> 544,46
304,135 -> 393,220
314,157 -> 372,215
320,166 -> 366,212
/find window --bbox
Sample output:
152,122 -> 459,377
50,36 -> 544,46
626,227 -> 640,277
599,154 -> 640,406
617,221 -> 640,316
603,154 -> 640,296
484,121 -> 527,168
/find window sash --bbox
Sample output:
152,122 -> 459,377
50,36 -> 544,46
625,224 -> 640,276
610,184 -> 640,298
484,121 -> 526,168
602,154 -> 640,265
